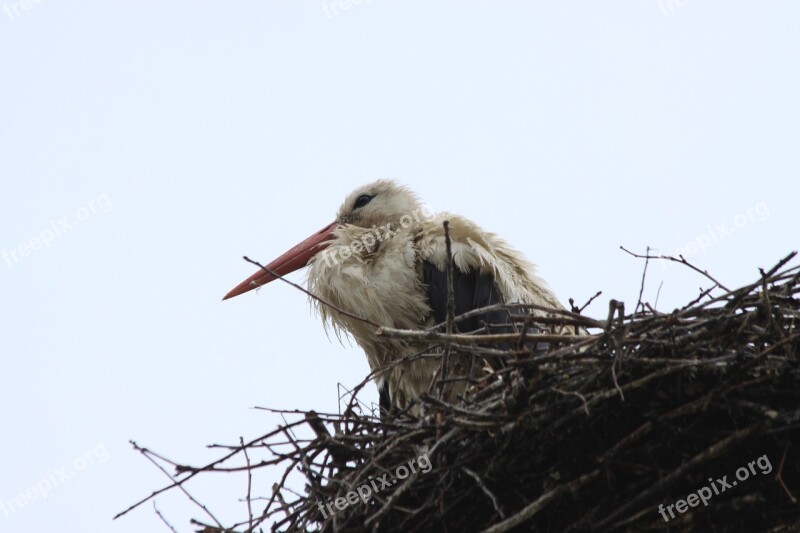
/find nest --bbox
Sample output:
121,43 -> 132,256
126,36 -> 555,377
119,252 -> 800,532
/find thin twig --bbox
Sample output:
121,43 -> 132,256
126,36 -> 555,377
620,245 -> 731,292
439,220 -> 455,399
153,501 -> 179,533
243,256 -> 381,329
240,436 -> 254,532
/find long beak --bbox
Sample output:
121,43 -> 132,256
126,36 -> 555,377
223,221 -> 338,301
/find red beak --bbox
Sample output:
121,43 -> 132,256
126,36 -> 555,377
223,222 -> 338,301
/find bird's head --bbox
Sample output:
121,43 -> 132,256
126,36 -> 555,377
223,179 -> 424,300
335,179 -> 422,229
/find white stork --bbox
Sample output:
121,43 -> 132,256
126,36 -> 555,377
224,180 -> 568,412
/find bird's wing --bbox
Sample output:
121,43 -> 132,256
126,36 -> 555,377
417,213 -> 568,377
421,259 -> 509,333
417,213 -> 564,318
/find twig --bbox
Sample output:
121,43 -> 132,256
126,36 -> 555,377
551,387 -> 590,416
480,469 -> 600,533
153,501 -> 178,533
439,220 -> 455,399
130,442 -> 223,529
578,291 -> 603,313
620,245 -> 731,292
378,328 -> 589,344
240,436 -> 254,532
634,245 -> 651,314
462,467 -> 506,519
243,256 -> 381,329
775,444 -> 797,503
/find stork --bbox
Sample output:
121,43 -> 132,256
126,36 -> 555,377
224,180 -> 569,412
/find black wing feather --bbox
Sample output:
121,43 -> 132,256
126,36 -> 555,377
378,379 -> 392,419
422,261 -> 511,333
422,260 -> 546,348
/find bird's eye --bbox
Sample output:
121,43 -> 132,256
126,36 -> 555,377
354,194 -> 374,209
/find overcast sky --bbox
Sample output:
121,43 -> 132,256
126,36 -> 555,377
1,1 -> 798,531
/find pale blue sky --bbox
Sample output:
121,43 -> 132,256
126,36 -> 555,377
1,2 -> 798,531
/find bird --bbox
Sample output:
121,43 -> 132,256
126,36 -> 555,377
223,180 -> 571,414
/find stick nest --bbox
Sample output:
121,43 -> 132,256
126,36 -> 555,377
123,253 -> 800,532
